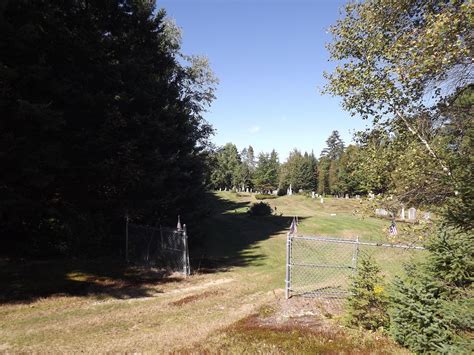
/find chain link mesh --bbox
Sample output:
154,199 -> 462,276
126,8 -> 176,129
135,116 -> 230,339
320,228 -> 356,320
287,235 -> 425,298
127,223 -> 190,275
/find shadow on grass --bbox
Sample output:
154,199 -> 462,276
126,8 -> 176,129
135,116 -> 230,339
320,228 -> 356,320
191,192 -> 300,272
0,257 -> 182,304
0,192 -> 296,304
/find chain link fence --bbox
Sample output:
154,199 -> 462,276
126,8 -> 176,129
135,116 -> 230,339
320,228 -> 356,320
125,219 -> 190,276
285,234 -> 425,299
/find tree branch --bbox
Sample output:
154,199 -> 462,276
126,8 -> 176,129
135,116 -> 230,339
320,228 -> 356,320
393,108 -> 453,179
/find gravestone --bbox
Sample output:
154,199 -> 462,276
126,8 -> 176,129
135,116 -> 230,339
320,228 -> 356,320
345,194 -> 349,199
246,188 -> 249,193
400,206 -> 405,220
288,184 -> 293,196
312,191 -> 315,199
355,195 -> 360,199
320,197 -> 324,204
408,207 -> 416,220
375,208 -> 389,217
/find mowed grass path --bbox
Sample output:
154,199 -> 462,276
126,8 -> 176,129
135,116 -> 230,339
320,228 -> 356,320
0,192 -> 411,352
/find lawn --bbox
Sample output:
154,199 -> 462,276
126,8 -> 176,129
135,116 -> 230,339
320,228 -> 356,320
0,192 -> 415,352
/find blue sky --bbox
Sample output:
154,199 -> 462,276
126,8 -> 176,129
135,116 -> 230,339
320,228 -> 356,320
160,0 -> 370,161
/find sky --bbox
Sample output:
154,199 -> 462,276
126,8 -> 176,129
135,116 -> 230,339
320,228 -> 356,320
160,0 -> 371,161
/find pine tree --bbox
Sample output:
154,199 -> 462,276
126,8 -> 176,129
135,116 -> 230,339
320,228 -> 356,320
0,0 -> 217,255
346,255 -> 390,331
390,229 -> 473,353
321,130 -> 345,160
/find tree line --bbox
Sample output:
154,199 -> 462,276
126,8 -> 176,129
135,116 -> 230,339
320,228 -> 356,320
209,111 -> 473,207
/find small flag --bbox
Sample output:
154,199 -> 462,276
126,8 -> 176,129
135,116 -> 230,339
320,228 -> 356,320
389,220 -> 398,236
177,215 -> 182,231
288,216 -> 297,236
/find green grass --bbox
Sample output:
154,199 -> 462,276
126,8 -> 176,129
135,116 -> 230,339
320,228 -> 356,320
0,191 -> 421,352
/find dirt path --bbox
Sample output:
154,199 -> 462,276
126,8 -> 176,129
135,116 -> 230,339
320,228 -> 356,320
0,268 -> 280,352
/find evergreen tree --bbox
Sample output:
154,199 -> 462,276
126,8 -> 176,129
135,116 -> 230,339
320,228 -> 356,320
0,0 -> 217,255
390,229 -> 473,353
279,150 -> 317,192
210,143 -> 241,189
241,145 -> 256,172
347,255 -> 390,331
321,130 -> 345,160
337,145 -> 363,195
253,150 -> 279,193
317,157 -> 330,195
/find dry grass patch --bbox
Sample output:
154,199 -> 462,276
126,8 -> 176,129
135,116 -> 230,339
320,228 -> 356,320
170,290 -> 223,306
187,297 -> 408,354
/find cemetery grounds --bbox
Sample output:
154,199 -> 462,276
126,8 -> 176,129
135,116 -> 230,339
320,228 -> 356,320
0,192 -> 418,353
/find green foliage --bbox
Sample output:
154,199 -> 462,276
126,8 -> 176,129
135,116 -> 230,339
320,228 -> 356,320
253,150 -> 280,193
321,130 -> 344,160
324,0 -> 473,222
247,202 -> 273,217
0,0 -> 216,256
324,0 -> 471,123
390,229 -> 473,353
279,149 -> 317,192
255,194 -> 277,200
210,143 -> 242,189
441,86 -> 474,231
317,157 -> 330,195
337,145 -> 364,195
346,255 -> 390,331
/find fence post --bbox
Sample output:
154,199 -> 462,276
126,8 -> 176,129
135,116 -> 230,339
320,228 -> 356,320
183,224 -> 190,276
125,214 -> 129,263
285,232 -> 292,299
351,236 -> 359,275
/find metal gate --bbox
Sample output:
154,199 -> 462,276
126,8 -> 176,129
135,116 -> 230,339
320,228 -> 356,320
125,219 -> 190,276
285,233 -> 424,299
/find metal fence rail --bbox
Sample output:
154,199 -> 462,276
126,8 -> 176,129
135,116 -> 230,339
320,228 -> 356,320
125,218 -> 190,276
285,234 -> 425,299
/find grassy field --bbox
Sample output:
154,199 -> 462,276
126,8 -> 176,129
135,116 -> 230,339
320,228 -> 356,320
0,192 -> 416,353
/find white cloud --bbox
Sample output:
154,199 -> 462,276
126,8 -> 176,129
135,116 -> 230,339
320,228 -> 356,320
248,125 -> 261,134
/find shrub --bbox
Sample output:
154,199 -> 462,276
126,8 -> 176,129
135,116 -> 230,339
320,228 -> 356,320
346,255 -> 390,331
255,194 -> 277,200
389,229 -> 473,353
277,188 -> 286,196
248,202 -> 273,216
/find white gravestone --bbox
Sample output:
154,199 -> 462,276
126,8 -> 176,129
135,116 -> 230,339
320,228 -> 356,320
320,197 -> 324,204
312,191 -> 315,199
408,207 -> 416,220
400,206 -> 405,220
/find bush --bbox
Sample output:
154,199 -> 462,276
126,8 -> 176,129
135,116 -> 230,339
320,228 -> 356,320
389,229 -> 473,353
248,202 -> 273,216
255,194 -> 277,200
346,255 -> 390,331
277,188 -> 286,196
